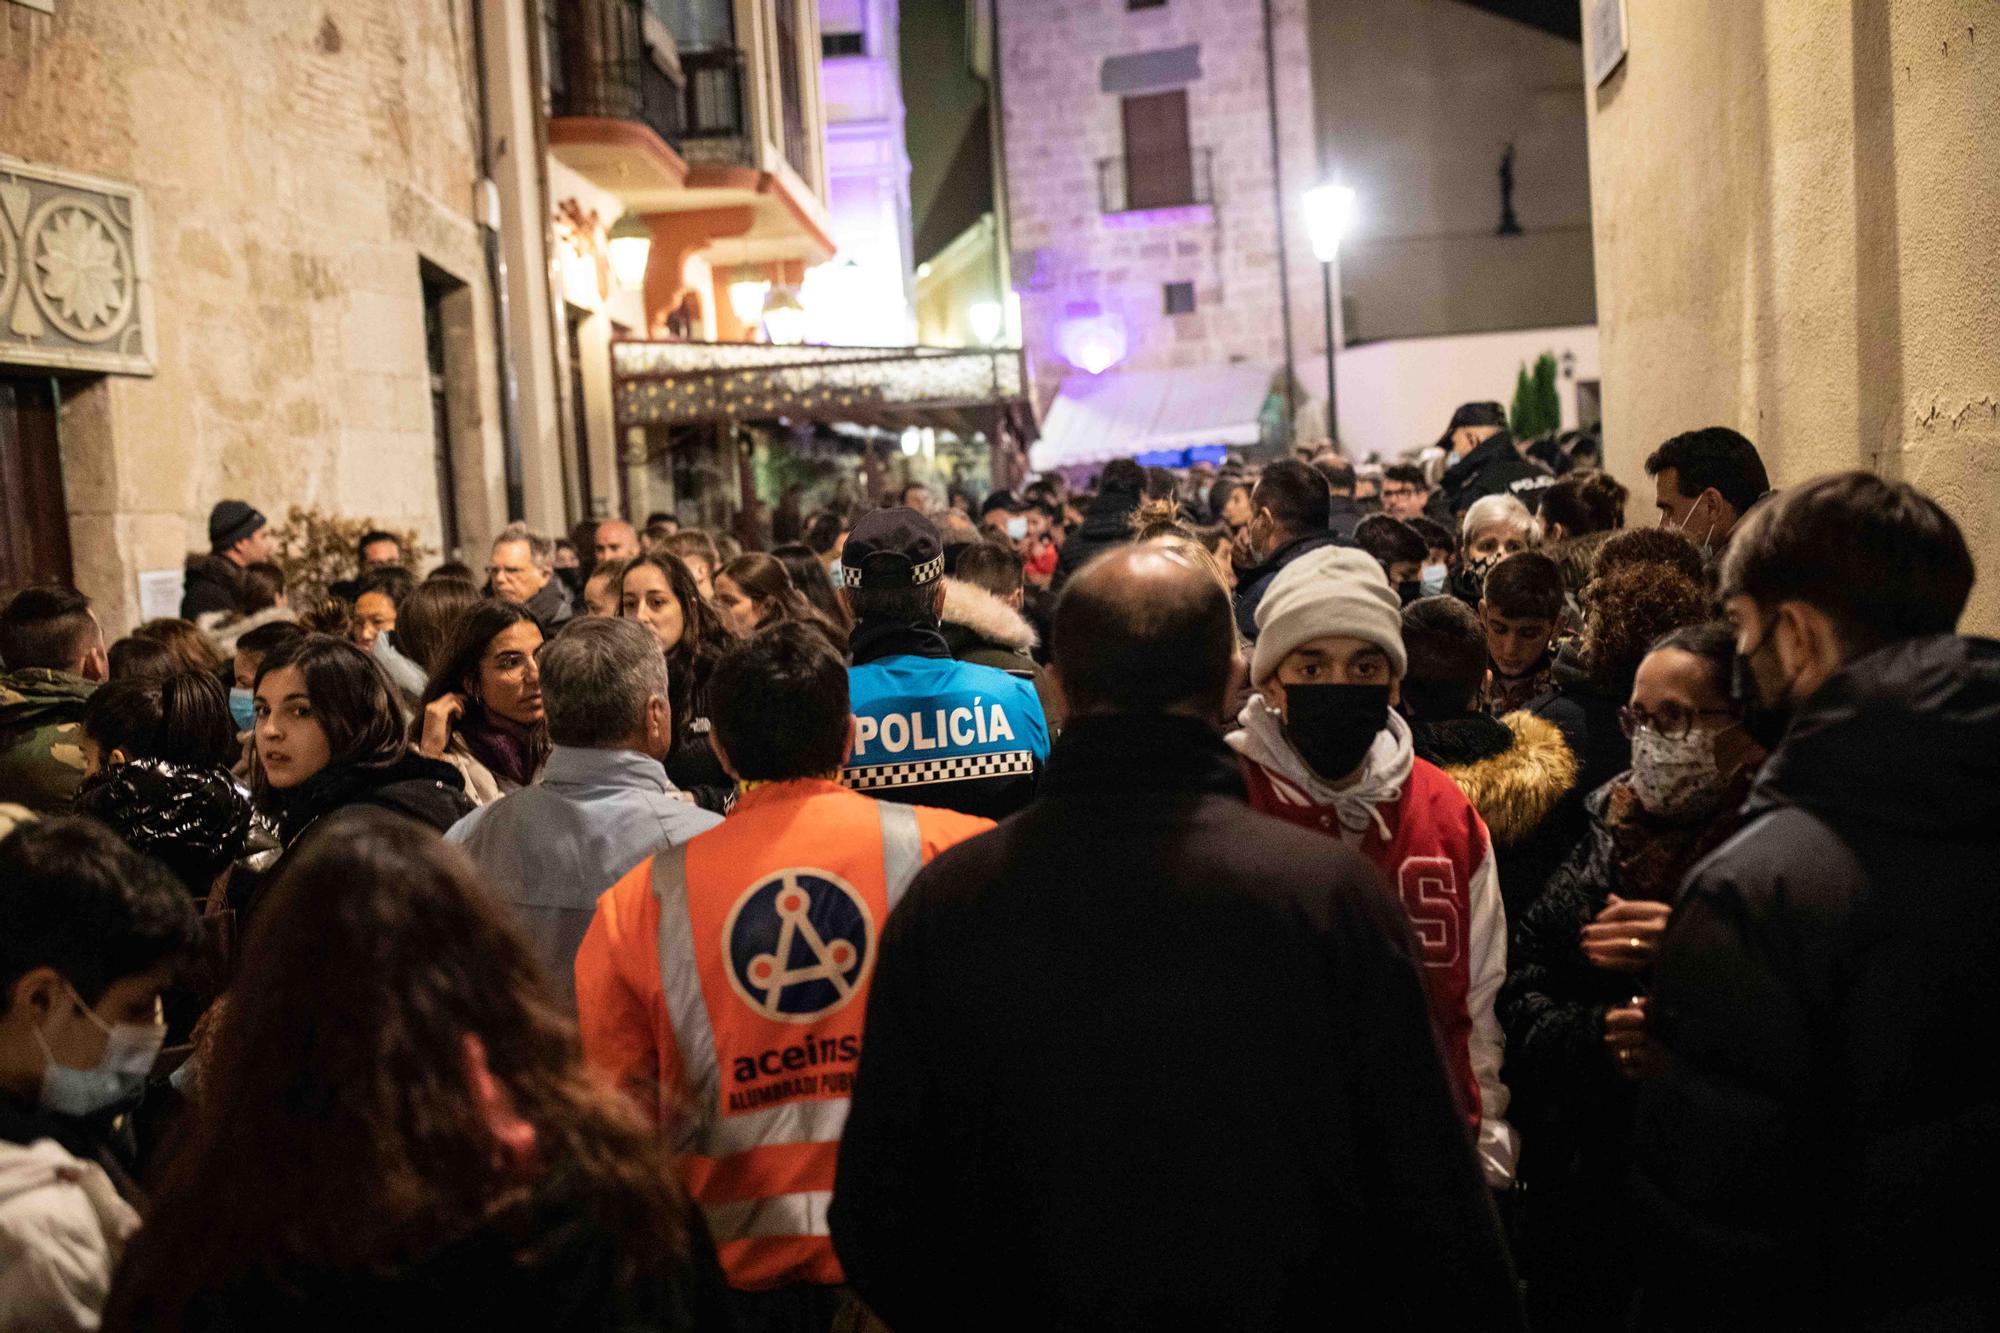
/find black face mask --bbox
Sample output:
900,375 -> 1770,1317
1730,619 -> 1794,751
1284,684 -> 1391,782
1396,579 -> 1422,606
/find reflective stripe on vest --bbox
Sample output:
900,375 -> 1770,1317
650,800 -> 922,1242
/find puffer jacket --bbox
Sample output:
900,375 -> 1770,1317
0,1117 -> 140,1333
1634,635 -> 2000,1331
0,669 -> 96,815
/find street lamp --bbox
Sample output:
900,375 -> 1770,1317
969,300 -> 1003,346
607,215 -> 652,291
761,285 -> 808,346
1302,183 -> 1357,445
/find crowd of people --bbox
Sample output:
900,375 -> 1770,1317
0,400 -> 1993,1332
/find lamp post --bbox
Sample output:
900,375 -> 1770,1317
1302,183 -> 1357,446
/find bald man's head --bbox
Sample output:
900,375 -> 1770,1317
1053,546 -> 1237,719
594,519 -> 640,562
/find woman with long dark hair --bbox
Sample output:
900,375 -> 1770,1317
618,552 -> 733,812
714,551 -> 849,653
101,810 -> 726,1332
415,600 -> 550,806
770,542 -> 852,638
250,635 -> 470,852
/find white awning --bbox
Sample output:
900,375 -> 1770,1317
1030,364 -> 1273,471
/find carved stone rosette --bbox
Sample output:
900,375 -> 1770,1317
0,157 -> 155,376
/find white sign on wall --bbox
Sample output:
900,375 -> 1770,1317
1588,0 -> 1629,89
137,569 -> 183,623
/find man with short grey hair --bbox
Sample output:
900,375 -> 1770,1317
489,521 -> 574,633
446,616 -> 718,1010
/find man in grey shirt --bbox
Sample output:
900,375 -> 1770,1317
448,616 -> 721,1011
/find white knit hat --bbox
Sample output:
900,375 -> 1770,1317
1251,546 -> 1409,685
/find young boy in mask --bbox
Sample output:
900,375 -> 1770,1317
1227,548 -> 1516,1188
0,818 -> 199,1329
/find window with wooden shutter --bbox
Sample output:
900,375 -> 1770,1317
1120,89 -> 1194,210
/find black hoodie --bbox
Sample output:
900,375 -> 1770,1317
1633,635 -> 2000,1332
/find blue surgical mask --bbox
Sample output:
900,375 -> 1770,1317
1420,563 -> 1449,596
36,982 -> 167,1118
228,686 -> 257,733
1005,516 -> 1029,541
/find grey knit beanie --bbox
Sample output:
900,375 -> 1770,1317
1250,546 -> 1409,685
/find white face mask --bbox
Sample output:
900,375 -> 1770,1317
36,981 -> 167,1117
1673,494 -> 1720,557
1419,563 -> 1449,596
1005,516 -> 1029,541
1627,726 -> 1728,820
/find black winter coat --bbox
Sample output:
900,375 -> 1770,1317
1232,529 -> 1349,641
831,714 -> 1521,1332
1528,648 -> 1631,800
179,555 -> 244,620
1426,432 -> 1552,522
268,750 -> 474,852
1633,635 -> 2000,1331
1052,489 -> 1140,587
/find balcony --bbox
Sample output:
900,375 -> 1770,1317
546,0 -> 833,270
1097,148 -> 1214,216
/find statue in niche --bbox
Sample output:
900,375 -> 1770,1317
1497,143 -> 1524,236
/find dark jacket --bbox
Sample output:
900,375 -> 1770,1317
1328,493 -> 1368,542
1634,635 -> 2000,1331
1528,647 -> 1630,799
519,576 -> 576,635
1233,529 -> 1349,641
938,578 -> 1061,731
1053,489 -> 1140,586
109,1164 -> 734,1333
1427,432 -> 1552,522
179,554 -> 244,620
0,667 -> 95,814
1415,709 -> 1579,918
830,713 -> 1521,1332
268,750 -> 474,852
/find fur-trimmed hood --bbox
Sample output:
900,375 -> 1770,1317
939,578 -> 1038,654
198,604 -> 297,659
1438,710 -> 1577,846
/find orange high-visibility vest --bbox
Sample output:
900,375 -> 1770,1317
576,779 -> 991,1291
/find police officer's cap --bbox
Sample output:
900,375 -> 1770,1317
841,507 -> 944,589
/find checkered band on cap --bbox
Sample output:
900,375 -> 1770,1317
841,552 -> 944,588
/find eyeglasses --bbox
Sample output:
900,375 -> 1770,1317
1618,704 -> 1736,740
1382,485 -> 1421,499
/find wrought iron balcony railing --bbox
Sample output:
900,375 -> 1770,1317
547,0 -> 748,160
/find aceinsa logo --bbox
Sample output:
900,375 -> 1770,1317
720,868 -> 875,1023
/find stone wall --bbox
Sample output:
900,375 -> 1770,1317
998,0 -> 1323,422
1583,0 -> 2000,635
1310,0 -> 1595,344
1,0 -> 506,632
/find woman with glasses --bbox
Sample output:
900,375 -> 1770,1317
1497,621 -> 1767,1332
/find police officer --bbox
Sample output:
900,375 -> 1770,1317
575,624 -> 990,1328
839,508 -> 1050,819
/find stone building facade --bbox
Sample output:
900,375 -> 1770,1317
1583,0 -> 2000,635
1,1 -> 530,631
998,0 -> 1322,429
